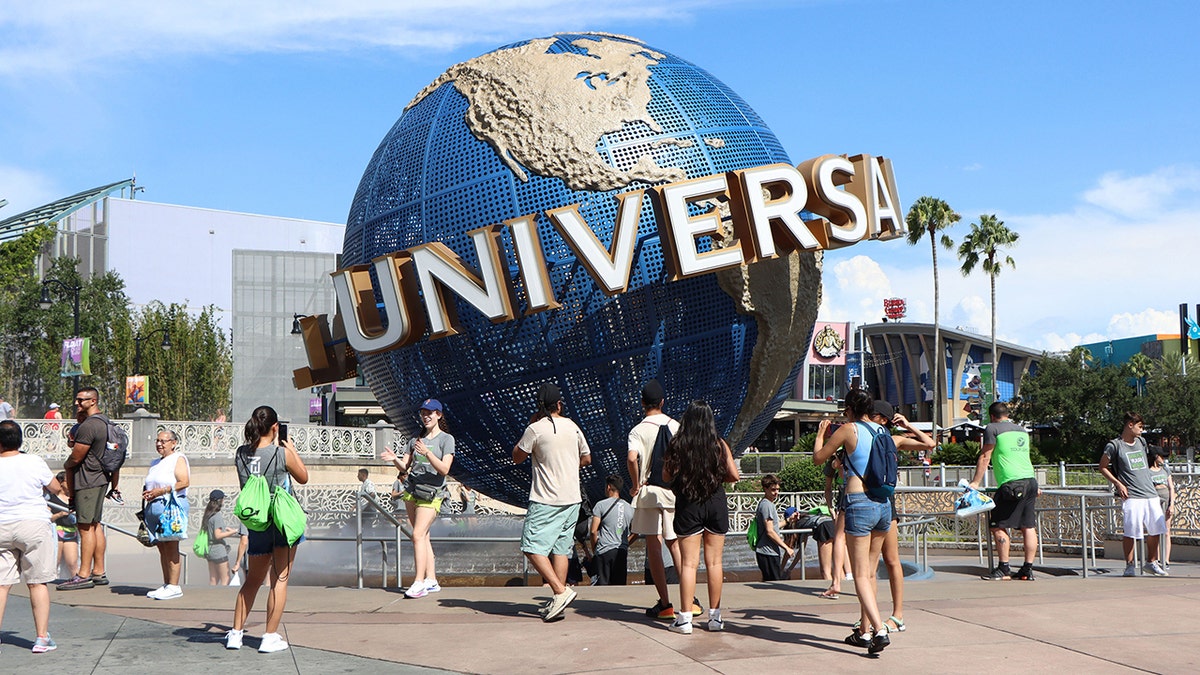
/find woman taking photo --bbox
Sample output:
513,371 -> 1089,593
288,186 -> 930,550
200,489 -> 239,585
382,398 -> 455,599
142,430 -> 190,601
226,406 -> 309,654
661,400 -> 739,634
814,389 -> 892,655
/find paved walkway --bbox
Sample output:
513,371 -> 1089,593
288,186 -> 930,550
2,554 -> 1197,673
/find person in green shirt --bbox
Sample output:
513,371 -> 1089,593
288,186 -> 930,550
969,401 -> 1038,581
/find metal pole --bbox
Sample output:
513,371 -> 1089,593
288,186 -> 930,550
72,285 -> 80,393
395,525 -> 403,590
355,497 -> 364,589
1080,494 -> 1088,578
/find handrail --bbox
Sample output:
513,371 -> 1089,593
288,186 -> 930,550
47,500 -> 190,585
355,491 -> 404,589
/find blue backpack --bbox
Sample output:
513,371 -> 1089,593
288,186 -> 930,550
845,422 -> 898,503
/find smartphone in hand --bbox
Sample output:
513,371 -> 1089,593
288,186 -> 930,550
278,423 -> 289,443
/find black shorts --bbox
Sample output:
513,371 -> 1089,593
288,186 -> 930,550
989,477 -> 1038,530
594,548 -> 628,586
756,551 -> 785,581
672,488 -> 729,537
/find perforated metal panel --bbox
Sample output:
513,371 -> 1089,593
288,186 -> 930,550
343,34 -> 803,507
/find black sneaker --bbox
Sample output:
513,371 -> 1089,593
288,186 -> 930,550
1012,565 -> 1035,581
646,599 -> 676,621
981,566 -> 1011,581
868,631 -> 891,654
90,573 -> 109,586
844,630 -> 872,648
106,489 -> 125,506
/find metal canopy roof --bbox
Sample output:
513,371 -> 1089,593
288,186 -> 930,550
0,178 -> 133,243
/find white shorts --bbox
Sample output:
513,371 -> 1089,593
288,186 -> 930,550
632,506 -> 676,540
0,520 -> 58,585
1122,497 -> 1166,540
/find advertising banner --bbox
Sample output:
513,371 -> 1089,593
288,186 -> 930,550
980,363 -> 994,411
846,351 -> 862,386
125,376 -> 148,406
60,337 -> 90,377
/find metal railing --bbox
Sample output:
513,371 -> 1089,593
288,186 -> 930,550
47,498 -> 190,585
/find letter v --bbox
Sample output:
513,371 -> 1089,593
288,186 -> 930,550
546,190 -> 644,297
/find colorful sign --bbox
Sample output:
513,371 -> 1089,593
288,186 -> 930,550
60,337 -> 90,377
846,351 -> 862,385
883,297 -> 907,321
809,322 -> 849,365
125,376 -> 148,406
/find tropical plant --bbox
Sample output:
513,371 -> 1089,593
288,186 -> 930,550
905,196 -> 960,435
956,214 -> 1018,401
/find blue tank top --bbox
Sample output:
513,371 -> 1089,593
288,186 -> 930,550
847,421 -> 884,478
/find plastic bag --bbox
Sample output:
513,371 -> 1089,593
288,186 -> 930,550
228,569 -> 242,587
955,479 -> 996,517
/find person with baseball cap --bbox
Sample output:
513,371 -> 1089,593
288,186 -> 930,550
382,397 -> 456,599
201,489 -> 240,585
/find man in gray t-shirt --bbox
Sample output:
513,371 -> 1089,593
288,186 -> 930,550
1099,412 -> 1168,576
590,475 -> 634,585
754,474 -> 793,581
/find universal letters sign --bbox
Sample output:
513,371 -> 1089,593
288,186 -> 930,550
294,153 -> 903,388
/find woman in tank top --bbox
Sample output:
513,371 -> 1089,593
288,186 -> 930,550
814,389 -> 892,655
226,405 -> 309,654
141,430 -> 190,601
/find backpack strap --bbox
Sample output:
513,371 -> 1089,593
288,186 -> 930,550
843,421 -> 881,482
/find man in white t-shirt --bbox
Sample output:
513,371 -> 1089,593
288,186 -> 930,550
0,420 -> 59,652
626,379 -> 689,621
513,382 -> 591,622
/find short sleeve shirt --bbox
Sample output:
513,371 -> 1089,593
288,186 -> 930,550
235,445 -> 292,495
628,414 -> 680,509
983,420 -> 1035,486
518,415 -> 590,506
754,498 -> 783,556
592,496 -> 634,554
206,513 -> 232,561
71,414 -> 110,490
405,432 -> 455,492
1102,437 -> 1157,499
0,454 -> 54,523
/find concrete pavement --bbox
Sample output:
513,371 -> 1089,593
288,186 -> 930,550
3,554 -> 1197,673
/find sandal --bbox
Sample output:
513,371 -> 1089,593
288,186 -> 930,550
886,615 -> 906,632
819,589 -> 839,600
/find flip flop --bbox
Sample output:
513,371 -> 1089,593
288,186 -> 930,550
819,589 -> 839,600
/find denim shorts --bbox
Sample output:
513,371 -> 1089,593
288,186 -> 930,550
247,522 -> 305,556
842,492 -> 892,536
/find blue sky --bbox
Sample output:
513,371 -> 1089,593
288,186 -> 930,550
2,0 -> 1198,351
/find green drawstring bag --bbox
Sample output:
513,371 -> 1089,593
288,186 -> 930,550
234,451 -> 273,532
270,487 -> 307,546
192,528 -> 210,557
746,518 -> 759,549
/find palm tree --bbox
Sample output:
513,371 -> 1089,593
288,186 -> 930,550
957,214 -> 1018,403
905,197 -> 959,436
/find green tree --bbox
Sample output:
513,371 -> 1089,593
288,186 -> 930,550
128,302 -> 232,420
956,214 -> 1018,401
905,197 -> 960,436
1127,352 -> 1153,397
778,455 -> 826,492
1141,355 -> 1200,447
1013,348 -> 1137,462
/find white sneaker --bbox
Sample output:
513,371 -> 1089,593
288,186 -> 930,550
1144,561 -> 1168,577
258,632 -> 289,653
149,584 -> 182,600
707,618 -> 724,632
1122,563 -> 1137,577
669,619 -> 693,635
225,629 -> 243,650
146,585 -> 166,598
404,579 -> 428,598
424,580 -> 441,593
542,588 -> 577,622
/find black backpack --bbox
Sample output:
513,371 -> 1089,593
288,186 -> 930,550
93,415 -> 130,474
845,422 -> 898,503
644,422 -> 674,489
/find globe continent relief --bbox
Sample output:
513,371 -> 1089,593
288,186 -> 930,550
342,33 -> 822,507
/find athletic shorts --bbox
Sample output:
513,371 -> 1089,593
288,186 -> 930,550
401,491 -> 444,513
74,485 -> 106,525
247,522 -> 305,556
843,492 -> 891,536
0,520 -> 57,585
672,489 -> 729,538
594,547 -> 628,586
521,501 -> 579,557
989,477 -> 1038,530
632,506 -> 676,540
1121,497 -> 1166,540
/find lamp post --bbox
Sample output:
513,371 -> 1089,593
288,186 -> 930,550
133,328 -> 171,375
39,278 -> 83,392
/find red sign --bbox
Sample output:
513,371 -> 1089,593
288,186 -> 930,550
883,297 -> 907,320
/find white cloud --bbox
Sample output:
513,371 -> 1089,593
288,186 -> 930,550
949,295 -> 989,334
1106,308 -> 1180,338
0,166 -> 60,216
1040,331 -> 1109,353
1082,166 -> 1200,217
0,1 -> 727,79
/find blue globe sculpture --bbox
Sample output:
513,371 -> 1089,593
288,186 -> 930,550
342,33 -> 821,507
